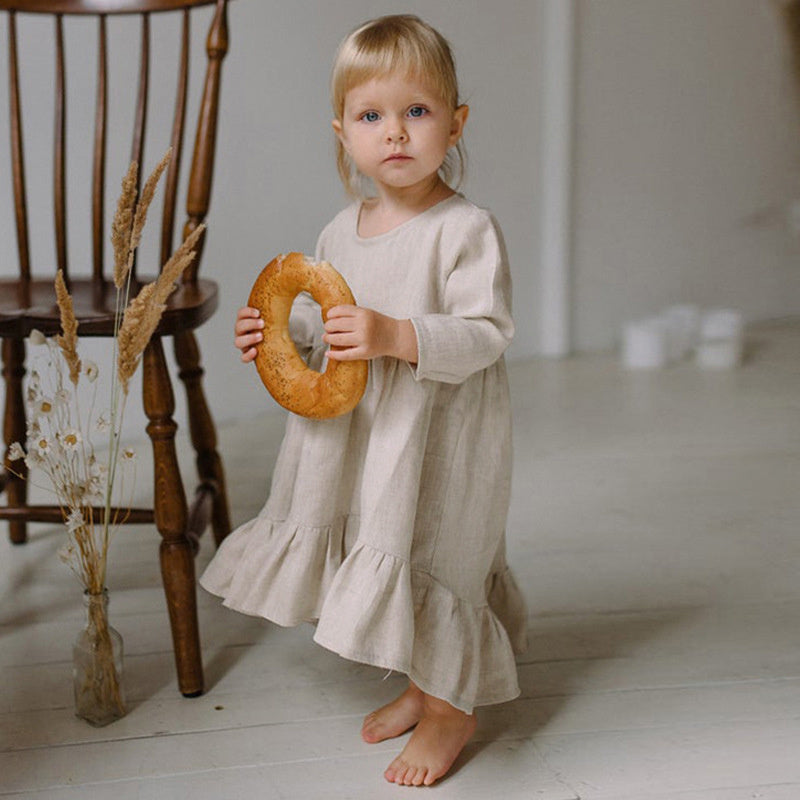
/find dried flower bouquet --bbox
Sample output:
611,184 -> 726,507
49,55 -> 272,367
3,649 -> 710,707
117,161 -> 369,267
7,149 -> 204,723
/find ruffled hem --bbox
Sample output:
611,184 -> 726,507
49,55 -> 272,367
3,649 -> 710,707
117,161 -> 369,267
486,566 -> 529,655
200,516 -> 527,713
199,515 -> 352,626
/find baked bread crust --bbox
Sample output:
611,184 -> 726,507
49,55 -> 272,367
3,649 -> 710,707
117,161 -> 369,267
248,252 -> 368,418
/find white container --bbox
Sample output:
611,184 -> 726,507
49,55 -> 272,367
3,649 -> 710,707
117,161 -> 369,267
622,317 -> 669,369
660,304 -> 701,362
696,308 -> 744,369
700,308 -> 744,341
695,338 -> 743,369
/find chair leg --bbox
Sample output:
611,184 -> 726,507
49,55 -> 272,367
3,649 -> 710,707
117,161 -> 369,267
2,339 -> 28,545
173,330 -> 231,547
143,337 -> 203,697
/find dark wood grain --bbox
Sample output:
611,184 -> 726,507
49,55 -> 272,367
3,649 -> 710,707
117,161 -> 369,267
92,14 -> 107,286
0,505 -> 155,523
8,12 -> 30,283
183,0 -> 227,283
174,329 -> 230,546
160,9 -> 189,268
143,337 -> 203,696
2,339 -> 26,544
129,12 -> 149,282
0,277 -> 219,338
54,14 -> 68,277
0,1 -> 216,14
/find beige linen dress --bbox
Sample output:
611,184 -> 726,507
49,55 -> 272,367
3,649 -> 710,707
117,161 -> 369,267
200,194 -> 528,713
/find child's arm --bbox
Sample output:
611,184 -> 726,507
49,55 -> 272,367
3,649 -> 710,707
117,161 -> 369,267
401,211 -> 513,384
323,306 -> 418,365
234,306 -> 264,363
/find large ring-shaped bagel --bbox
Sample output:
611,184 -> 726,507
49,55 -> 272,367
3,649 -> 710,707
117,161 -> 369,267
248,252 -> 368,419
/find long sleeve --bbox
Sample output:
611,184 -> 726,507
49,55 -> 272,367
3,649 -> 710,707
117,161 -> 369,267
409,212 -> 514,384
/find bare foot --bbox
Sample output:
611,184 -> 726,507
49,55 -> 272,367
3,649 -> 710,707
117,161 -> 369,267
362,682 -> 425,744
383,692 -> 477,786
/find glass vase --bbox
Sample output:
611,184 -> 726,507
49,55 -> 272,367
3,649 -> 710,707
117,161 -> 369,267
72,589 -> 127,727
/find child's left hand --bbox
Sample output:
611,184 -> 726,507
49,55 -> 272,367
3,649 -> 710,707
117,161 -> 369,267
323,305 -> 418,364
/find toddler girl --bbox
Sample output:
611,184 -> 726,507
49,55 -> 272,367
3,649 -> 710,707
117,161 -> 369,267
201,14 -> 527,787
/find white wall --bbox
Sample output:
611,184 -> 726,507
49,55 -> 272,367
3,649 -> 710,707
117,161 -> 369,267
0,0 -> 541,436
572,0 -> 800,350
1,0 -> 799,443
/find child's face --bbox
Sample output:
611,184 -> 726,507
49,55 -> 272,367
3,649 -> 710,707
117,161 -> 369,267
333,73 -> 468,196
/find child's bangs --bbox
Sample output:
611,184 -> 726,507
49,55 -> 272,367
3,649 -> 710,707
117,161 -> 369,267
335,34 -> 454,113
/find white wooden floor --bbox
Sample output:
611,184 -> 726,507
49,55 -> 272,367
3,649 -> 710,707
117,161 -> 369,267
2,318 -> 799,799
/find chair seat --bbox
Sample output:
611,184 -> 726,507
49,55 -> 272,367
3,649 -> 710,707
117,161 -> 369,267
0,275 -> 219,339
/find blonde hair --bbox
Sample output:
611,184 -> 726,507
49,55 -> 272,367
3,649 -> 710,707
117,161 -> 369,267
331,14 -> 467,198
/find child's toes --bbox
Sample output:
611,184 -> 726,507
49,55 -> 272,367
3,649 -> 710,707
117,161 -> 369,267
361,714 -> 379,743
384,757 -> 405,784
398,764 -> 415,785
403,766 -> 419,786
411,767 -> 427,786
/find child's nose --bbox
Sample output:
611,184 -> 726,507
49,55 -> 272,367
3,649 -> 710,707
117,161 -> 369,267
385,119 -> 408,143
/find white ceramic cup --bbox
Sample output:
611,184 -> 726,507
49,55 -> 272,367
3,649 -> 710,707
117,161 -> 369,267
696,309 -> 744,369
661,304 -> 701,361
622,317 -> 669,369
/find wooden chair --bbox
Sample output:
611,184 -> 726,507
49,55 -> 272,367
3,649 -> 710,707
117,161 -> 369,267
0,0 -> 233,697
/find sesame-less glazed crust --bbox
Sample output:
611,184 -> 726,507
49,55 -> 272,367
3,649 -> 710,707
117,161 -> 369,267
248,252 -> 368,419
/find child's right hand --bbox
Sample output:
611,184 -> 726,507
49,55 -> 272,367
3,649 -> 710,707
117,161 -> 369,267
234,306 -> 264,363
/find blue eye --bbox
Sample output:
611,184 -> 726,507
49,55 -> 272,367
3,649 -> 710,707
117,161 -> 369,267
361,111 -> 380,122
407,106 -> 427,118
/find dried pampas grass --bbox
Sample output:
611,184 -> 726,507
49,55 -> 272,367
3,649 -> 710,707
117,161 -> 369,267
110,148 -> 172,291
117,222 -> 205,393
111,162 -> 138,290
130,149 -> 172,256
55,146 -> 205,396
109,149 -> 204,392
55,270 -> 81,385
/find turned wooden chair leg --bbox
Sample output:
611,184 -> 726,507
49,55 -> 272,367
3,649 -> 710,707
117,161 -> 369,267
173,329 -> 231,547
2,339 -> 28,545
143,336 -> 204,697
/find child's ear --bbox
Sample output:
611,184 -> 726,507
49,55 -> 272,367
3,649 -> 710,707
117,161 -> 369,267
332,119 -> 348,151
449,104 -> 469,146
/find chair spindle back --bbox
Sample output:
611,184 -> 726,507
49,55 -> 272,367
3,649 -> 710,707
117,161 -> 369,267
2,0 -> 228,291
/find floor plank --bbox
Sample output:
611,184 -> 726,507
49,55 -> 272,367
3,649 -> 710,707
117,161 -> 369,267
534,718 -> 800,798
1,319 -> 799,797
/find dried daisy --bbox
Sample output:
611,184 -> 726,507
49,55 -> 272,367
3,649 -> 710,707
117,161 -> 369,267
8,442 -> 25,461
66,507 -> 85,533
60,429 -> 83,452
84,361 -> 99,382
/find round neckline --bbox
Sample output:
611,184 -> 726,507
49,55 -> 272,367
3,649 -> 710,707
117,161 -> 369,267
354,193 -> 462,243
